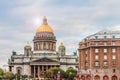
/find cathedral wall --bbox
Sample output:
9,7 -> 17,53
12,65 -> 24,74
14,58 -> 23,63
23,65 -> 30,75
66,58 -> 76,63
60,65 -> 77,71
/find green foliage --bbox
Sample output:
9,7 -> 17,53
22,74 -> 28,79
48,67 -> 66,79
40,67 -> 77,80
0,68 -> 4,76
65,67 -> 77,79
14,73 -> 21,80
0,75 -> 3,79
4,71 -> 15,79
45,70 -> 53,78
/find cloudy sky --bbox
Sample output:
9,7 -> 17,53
1,0 -> 120,68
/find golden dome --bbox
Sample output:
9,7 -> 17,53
36,16 -> 53,33
25,42 -> 31,47
59,42 -> 65,47
60,42 -> 64,46
59,42 -> 65,50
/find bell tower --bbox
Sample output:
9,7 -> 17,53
58,43 -> 66,56
24,42 -> 32,56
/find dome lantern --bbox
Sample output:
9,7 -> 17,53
42,16 -> 48,25
36,17 -> 53,33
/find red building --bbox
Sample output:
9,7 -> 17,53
78,30 -> 120,80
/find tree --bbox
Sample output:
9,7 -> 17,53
48,67 -> 66,79
14,73 -> 21,80
0,68 -> 4,75
45,70 -> 53,79
22,74 -> 27,79
65,67 -> 77,80
0,68 -> 4,79
4,71 -> 15,80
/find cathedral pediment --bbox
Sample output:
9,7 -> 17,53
30,57 -> 60,65
32,57 -> 58,62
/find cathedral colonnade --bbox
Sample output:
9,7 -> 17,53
30,65 -> 59,78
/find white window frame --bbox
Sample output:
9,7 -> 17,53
95,55 -> 99,60
112,41 -> 115,45
112,55 -> 116,60
95,62 -> 99,66
95,49 -> 99,53
112,48 -> 116,53
104,42 -> 107,46
104,61 -> 108,65
104,55 -> 107,60
104,49 -> 107,53
95,42 -> 98,46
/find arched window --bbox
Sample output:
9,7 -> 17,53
86,75 -> 91,80
16,67 -> 22,74
94,75 -> 100,80
81,75 -> 85,80
112,75 -> 118,80
103,75 -> 109,80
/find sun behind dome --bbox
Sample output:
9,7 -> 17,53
36,16 -> 53,33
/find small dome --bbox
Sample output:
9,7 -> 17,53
36,16 -> 53,33
59,43 -> 65,47
59,42 -> 65,49
24,42 -> 31,48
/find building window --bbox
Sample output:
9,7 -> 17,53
95,55 -> 99,60
95,49 -> 99,53
104,55 -> 107,60
112,48 -> 116,53
104,36 -> 107,39
95,61 -> 99,66
104,42 -> 107,46
112,55 -> 116,60
95,42 -> 98,46
103,68 -> 108,73
104,49 -> 107,53
112,36 -> 115,39
104,61 -> 108,66
95,36 -> 98,39
112,41 -> 115,45
113,69 -> 116,73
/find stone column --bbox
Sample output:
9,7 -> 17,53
46,65 -> 48,70
38,66 -> 40,78
29,66 -> 31,75
34,65 -> 36,78
42,66 -> 44,71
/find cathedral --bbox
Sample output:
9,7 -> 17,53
8,17 -> 78,78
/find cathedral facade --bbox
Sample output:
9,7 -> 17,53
8,17 -> 78,78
